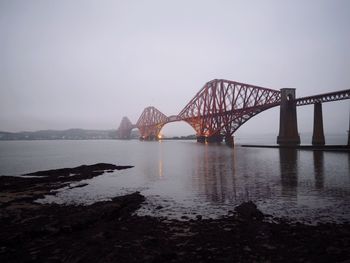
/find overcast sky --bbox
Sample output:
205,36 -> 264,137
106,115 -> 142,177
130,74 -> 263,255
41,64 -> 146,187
1,0 -> 349,136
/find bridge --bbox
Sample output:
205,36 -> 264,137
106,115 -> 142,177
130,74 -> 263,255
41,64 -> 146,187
117,79 -> 350,147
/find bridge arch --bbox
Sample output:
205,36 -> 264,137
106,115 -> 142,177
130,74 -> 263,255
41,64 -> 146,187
159,120 -> 197,139
179,79 -> 281,143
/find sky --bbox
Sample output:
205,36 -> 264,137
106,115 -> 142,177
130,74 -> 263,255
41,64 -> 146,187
0,0 -> 349,136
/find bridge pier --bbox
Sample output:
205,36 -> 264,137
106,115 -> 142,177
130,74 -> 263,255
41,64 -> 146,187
197,136 -> 206,143
206,135 -> 223,143
277,88 -> 300,145
312,102 -> 325,145
140,134 -> 157,141
225,135 -> 234,148
196,135 -> 223,144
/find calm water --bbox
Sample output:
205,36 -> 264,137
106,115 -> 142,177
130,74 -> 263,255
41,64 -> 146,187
0,138 -> 349,223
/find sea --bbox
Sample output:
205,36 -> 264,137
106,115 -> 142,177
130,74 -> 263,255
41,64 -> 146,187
0,134 -> 349,224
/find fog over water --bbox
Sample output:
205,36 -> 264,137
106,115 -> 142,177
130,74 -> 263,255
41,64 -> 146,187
1,0 -> 350,136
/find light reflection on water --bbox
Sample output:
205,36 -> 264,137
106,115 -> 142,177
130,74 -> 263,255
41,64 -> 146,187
0,139 -> 349,223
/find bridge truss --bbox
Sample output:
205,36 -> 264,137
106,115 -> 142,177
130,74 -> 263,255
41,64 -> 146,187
136,106 -> 168,140
179,79 -> 281,139
117,79 -> 350,144
116,117 -> 135,139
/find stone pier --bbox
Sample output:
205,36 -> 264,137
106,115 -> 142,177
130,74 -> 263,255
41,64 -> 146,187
277,88 -> 301,145
312,102 -> 325,145
197,136 -> 206,143
197,135 -> 224,144
206,135 -> 223,143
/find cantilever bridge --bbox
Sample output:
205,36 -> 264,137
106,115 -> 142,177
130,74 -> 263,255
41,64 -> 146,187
117,79 -> 350,146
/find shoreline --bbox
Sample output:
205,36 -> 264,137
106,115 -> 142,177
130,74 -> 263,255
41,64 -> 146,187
1,164 -> 349,262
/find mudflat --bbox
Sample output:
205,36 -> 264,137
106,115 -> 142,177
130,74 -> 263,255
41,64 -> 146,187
0,164 -> 349,263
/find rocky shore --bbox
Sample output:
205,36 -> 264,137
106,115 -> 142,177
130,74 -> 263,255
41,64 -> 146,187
0,164 -> 349,263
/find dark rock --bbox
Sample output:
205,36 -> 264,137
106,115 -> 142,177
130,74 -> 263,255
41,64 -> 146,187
160,252 -> 178,261
196,215 -> 202,220
68,183 -> 88,189
235,201 -> 264,221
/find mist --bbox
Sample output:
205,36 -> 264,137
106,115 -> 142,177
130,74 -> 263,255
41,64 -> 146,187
1,0 -> 349,136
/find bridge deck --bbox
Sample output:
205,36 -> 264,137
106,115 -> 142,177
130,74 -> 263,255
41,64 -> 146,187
296,89 -> 350,106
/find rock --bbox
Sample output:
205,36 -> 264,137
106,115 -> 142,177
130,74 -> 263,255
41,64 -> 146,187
160,252 -> 177,261
243,246 -> 252,252
68,183 -> 88,189
144,236 -> 158,247
326,246 -> 342,255
235,201 -> 264,221
0,247 -> 7,254
261,243 -> 276,250
43,225 -> 59,234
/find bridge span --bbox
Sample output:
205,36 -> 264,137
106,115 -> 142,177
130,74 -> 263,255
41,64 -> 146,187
117,79 -> 350,147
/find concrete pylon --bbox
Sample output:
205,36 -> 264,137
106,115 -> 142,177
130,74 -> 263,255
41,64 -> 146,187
312,102 -> 325,145
277,88 -> 301,145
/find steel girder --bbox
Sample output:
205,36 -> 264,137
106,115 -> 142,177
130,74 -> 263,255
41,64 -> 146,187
136,106 -> 168,139
178,79 -> 281,137
119,79 -> 349,141
117,116 -> 134,139
296,89 -> 350,106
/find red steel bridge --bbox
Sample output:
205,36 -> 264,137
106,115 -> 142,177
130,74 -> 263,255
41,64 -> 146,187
117,79 -> 350,146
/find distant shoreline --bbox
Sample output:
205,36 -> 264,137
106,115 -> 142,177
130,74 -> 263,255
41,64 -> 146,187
0,129 -> 118,140
0,129 -> 197,141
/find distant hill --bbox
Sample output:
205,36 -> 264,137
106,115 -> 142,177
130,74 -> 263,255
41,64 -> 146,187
162,134 -> 196,140
0,129 -> 118,140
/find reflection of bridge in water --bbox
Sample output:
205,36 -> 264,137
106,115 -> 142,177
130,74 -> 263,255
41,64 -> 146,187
117,79 -> 350,146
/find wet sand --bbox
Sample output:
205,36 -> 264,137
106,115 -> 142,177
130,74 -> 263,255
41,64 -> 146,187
0,163 -> 349,262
